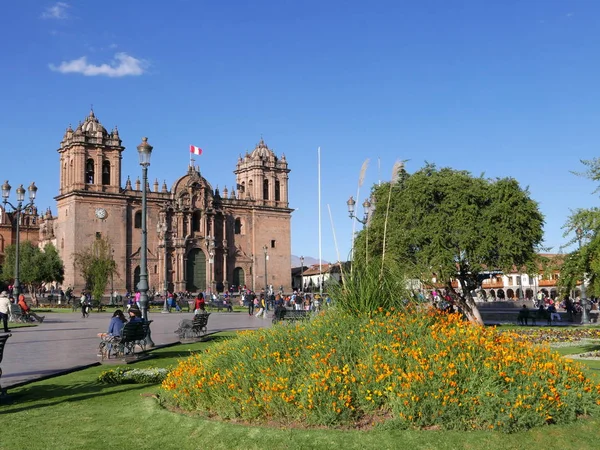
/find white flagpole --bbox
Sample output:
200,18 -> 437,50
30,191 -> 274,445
318,146 -> 322,295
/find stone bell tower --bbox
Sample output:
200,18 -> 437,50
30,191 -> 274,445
58,109 -> 124,195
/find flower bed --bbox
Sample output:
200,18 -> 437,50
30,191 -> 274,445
504,328 -> 600,345
162,309 -> 600,432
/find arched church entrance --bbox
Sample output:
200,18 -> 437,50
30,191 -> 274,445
133,266 -> 140,292
233,267 -> 245,289
186,248 -> 206,292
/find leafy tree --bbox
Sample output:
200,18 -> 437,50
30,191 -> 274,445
1,242 -> 65,306
557,157 -> 600,296
354,163 -> 544,325
73,236 -> 117,306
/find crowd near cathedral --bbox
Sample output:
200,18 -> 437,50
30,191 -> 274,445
2,110 -> 293,296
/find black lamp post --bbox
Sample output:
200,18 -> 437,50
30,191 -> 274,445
136,137 -> 155,346
346,196 -> 371,225
576,227 -> 590,325
2,181 -> 37,301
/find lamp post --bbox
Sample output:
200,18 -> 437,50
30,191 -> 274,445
346,196 -> 371,225
263,245 -> 269,295
2,181 -> 37,302
109,249 -> 115,306
136,137 -> 155,347
300,255 -> 304,292
157,219 -> 169,313
576,227 -> 590,325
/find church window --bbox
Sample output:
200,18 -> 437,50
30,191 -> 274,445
192,211 -> 201,232
86,159 -> 95,184
275,180 -> 281,201
240,181 -> 245,193
96,232 -> 102,240
263,179 -> 269,200
271,239 -> 276,249
102,161 -> 111,185
248,180 -> 253,197
134,211 -> 142,229
234,218 -> 242,234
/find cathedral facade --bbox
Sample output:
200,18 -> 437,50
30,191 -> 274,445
39,111 -> 293,295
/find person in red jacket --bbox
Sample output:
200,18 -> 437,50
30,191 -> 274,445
194,293 -> 205,314
18,294 -> 45,323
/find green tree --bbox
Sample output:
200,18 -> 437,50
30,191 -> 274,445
1,242 -> 65,306
73,236 -> 116,306
557,157 -> 600,296
354,163 -> 544,325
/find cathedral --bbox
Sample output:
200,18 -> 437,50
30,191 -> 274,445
38,110 -> 293,295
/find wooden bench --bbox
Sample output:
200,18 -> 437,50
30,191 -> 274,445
517,309 -> 551,326
0,333 -> 11,398
207,300 -> 225,311
272,308 -> 311,324
98,320 -> 151,360
175,313 -> 210,340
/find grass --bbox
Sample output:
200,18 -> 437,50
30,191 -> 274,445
5,322 -> 37,329
2,332 -> 600,449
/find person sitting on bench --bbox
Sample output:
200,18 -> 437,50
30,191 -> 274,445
547,303 -> 561,322
17,294 -> 45,323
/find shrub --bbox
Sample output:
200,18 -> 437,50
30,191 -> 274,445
99,367 -> 168,384
162,309 -> 600,432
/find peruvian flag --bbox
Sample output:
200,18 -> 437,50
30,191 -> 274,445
190,145 -> 203,155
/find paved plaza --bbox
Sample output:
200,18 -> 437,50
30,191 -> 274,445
1,310 -> 271,388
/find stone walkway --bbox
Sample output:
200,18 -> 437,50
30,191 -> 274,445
1,310 -> 271,388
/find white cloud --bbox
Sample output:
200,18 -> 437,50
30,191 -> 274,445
566,12 -> 574,18
42,2 -> 69,20
49,52 -> 147,77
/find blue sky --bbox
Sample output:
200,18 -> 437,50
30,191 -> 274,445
1,1 -> 599,263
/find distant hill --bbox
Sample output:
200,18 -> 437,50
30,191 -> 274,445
291,255 -> 329,268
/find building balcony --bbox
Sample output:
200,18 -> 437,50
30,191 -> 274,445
481,281 -> 504,289
538,279 -> 557,287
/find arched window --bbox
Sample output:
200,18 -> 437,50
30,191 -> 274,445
192,211 -> 201,232
234,218 -> 242,234
263,179 -> 269,200
63,163 -> 67,188
102,161 -> 111,185
275,179 -> 280,201
86,159 -> 95,184
134,211 -> 142,228
248,180 -> 253,197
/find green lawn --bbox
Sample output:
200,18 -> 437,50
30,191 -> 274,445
2,334 -> 600,450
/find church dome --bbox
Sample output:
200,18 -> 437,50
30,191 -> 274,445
81,110 -> 108,135
249,138 -> 276,160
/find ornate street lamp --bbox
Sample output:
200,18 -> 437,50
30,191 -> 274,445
136,137 -> 155,346
346,196 -> 371,225
2,180 -> 37,302
576,227 -> 590,325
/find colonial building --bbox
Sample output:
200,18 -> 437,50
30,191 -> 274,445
0,205 -> 40,266
39,110 -> 293,295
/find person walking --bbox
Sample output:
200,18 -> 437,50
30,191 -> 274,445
0,291 -> 11,332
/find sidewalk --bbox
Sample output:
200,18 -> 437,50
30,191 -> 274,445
1,310 -> 271,388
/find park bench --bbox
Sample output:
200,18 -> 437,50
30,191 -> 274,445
272,308 -> 311,324
98,320 -> 151,360
207,300 -> 225,311
0,333 -> 11,398
8,304 -> 26,323
517,309 -> 552,326
175,313 -> 210,340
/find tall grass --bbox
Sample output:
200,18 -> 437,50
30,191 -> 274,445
329,258 -> 410,315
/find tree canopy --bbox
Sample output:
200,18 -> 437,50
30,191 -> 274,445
73,236 -> 117,303
557,158 -> 600,297
354,163 -> 544,324
1,241 -> 65,305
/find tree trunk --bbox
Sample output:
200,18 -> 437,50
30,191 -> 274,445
449,280 -> 484,326
28,284 -> 39,306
